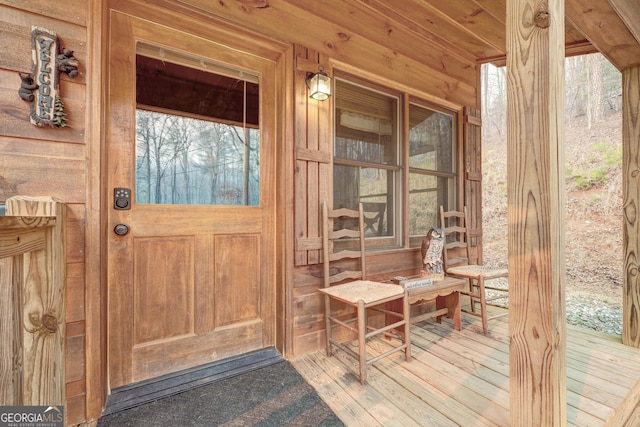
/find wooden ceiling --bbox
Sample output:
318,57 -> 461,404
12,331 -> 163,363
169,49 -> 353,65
352,0 -> 640,70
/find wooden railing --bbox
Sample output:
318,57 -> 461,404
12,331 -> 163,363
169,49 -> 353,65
0,196 -> 66,406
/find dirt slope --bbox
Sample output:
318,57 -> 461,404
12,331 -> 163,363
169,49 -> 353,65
482,112 -> 623,335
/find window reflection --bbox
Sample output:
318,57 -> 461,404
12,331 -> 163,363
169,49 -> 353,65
135,45 -> 260,206
333,76 -> 457,247
334,79 -> 398,242
408,104 -> 455,235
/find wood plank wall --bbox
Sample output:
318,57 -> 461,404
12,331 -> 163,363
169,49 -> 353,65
0,1 -> 88,424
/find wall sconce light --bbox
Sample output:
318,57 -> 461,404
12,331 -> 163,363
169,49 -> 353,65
306,66 -> 331,101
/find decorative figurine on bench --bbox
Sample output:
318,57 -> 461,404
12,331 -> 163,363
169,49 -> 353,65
420,226 -> 444,280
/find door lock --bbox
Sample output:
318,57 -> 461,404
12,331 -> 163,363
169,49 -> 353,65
114,224 -> 130,236
114,187 -> 131,210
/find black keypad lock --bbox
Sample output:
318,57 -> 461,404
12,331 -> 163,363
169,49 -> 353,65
114,187 -> 131,210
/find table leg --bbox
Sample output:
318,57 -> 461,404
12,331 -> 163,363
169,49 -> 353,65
436,291 -> 461,331
386,299 -> 401,326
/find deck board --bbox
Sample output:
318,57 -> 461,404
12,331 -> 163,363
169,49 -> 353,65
292,308 -> 640,426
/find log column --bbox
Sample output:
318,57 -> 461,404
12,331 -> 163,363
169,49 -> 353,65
623,66 -> 640,348
507,0 -> 567,425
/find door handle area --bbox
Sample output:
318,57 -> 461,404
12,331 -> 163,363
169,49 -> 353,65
114,224 -> 130,236
114,188 -> 131,210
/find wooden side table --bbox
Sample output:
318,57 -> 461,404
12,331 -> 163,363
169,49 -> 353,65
386,276 -> 467,331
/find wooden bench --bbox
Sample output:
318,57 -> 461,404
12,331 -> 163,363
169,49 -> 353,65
386,276 -> 466,331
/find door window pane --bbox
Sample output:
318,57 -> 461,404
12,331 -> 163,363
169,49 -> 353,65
135,44 -> 260,206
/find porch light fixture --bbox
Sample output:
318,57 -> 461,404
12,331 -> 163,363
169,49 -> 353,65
306,66 -> 331,101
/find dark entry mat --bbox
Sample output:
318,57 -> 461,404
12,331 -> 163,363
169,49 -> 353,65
102,348 -> 285,415
98,355 -> 344,426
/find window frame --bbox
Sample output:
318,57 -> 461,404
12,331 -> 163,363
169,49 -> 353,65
332,73 -> 458,252
333,76 -> 402,249
134,44 -> 261,207
406,97 -> 458,249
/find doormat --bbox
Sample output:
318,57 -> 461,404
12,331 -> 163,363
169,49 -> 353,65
98,356 -> 344,426
102,347 -> 285,415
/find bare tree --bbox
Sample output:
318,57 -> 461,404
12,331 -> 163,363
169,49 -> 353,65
136,111 -> 153,202
167,117 -> 193,204
587,53 -> 604,128
480,64 -> 506,139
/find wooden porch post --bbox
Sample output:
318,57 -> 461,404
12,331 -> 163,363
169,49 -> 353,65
507,0 -> 567,425
622,66 -> 640,348
5,196 -> 66,406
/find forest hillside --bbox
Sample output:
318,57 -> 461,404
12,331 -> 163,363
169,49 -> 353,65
481,53 -> 623,336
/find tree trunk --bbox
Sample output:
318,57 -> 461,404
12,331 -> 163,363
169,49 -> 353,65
587,54 -> 604,129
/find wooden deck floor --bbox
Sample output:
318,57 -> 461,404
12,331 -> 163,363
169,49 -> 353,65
291,309 -> 640,426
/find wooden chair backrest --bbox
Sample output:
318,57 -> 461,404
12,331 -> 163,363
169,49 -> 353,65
322,201 -> 367,288
439,205 -> 474,270
361,202 -> 386,236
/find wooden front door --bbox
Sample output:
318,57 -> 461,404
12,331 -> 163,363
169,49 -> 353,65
106,11 -> 277,388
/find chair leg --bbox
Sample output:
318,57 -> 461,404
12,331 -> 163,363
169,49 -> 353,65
403,292 -> 411,362
468,278 -> 477,313
324,294 -> 332,356
478,277 -> 488,334
357,300 -> 366,384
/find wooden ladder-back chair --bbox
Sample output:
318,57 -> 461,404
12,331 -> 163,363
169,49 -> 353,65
439,206 -> 508,334
319,201 -> 410,384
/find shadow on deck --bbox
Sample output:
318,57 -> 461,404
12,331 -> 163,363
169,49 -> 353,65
291,308 -> 640,426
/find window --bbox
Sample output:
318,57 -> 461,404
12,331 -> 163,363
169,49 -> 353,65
135,44 -> 260,206
408,102 -> 456,245
334,79 -> 399,247
333,76 -> 456,249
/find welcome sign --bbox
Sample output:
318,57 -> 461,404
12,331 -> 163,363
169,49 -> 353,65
30,26 -> 59,127
24,26 -> 78,127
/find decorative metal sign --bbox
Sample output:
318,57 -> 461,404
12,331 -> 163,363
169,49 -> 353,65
18,26 -> 79,127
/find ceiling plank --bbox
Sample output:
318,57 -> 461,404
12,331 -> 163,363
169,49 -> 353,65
470,0 -> 506,24
282,0 -> 478,86
180,0 -> 478,106
608,0 -> 640,44
566,0 -> 640,70
421,0 -> 506,54
564,18 -> 588,44
361,0 -> 505,60
352,0 -> 485,64
564,40 -> 598,58
473,0 -> 589,45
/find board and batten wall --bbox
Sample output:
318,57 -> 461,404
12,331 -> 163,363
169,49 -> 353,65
0,0 -> 481,424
